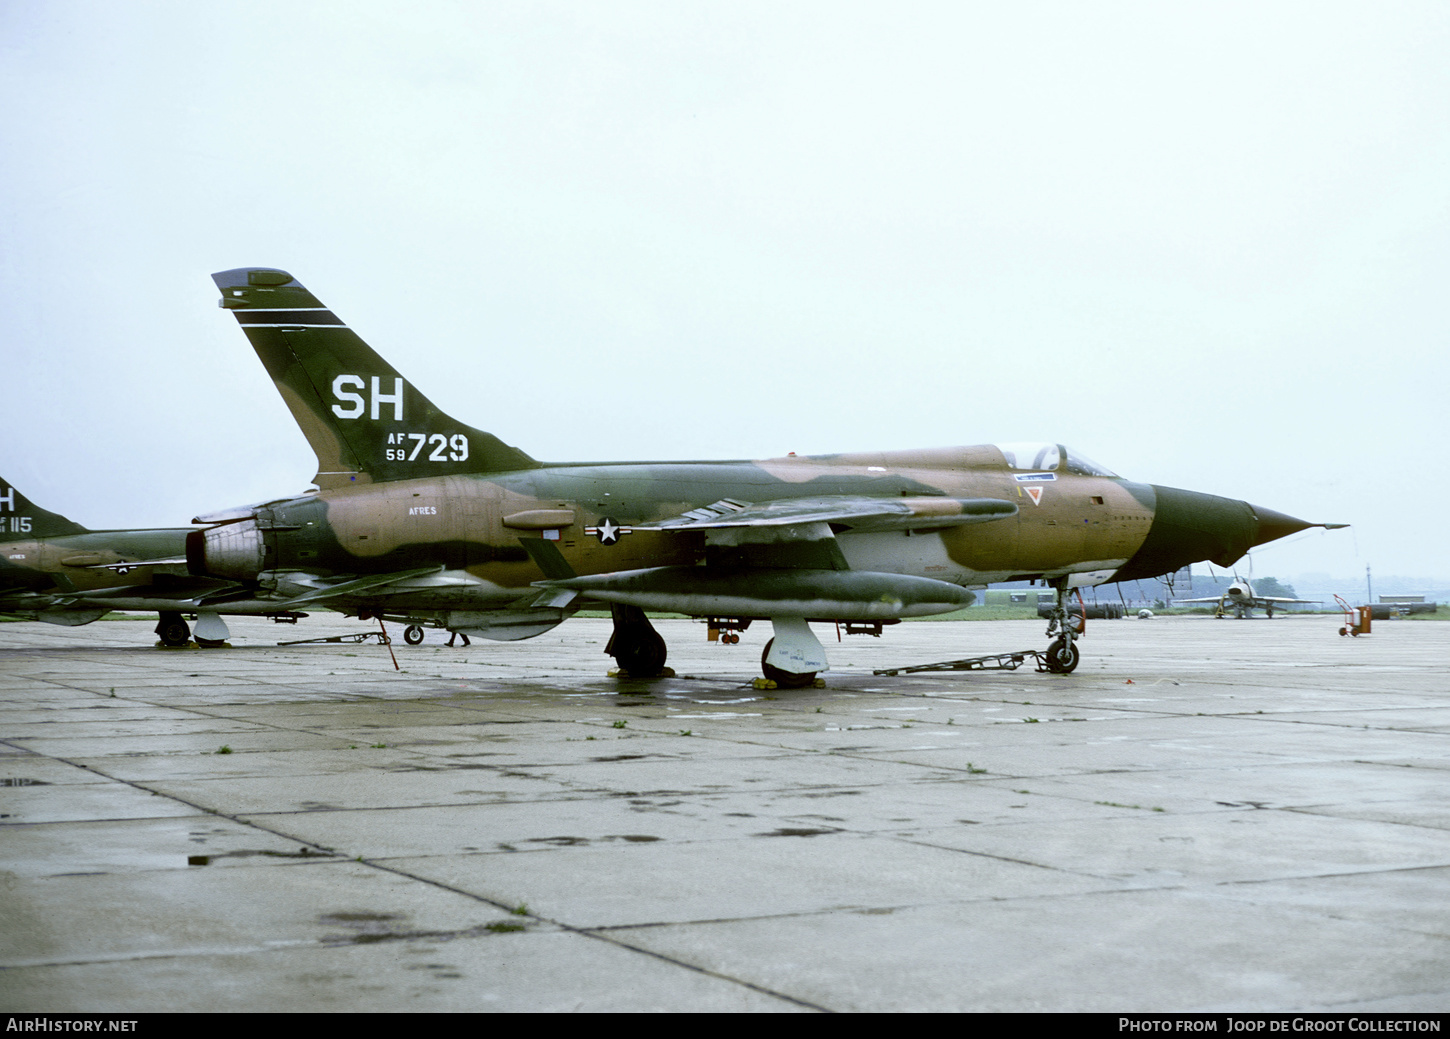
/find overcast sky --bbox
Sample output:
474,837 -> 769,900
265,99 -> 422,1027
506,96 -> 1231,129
3,1 -> 1447,583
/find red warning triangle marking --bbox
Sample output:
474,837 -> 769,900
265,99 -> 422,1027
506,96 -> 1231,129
1025,487 -> 1043,506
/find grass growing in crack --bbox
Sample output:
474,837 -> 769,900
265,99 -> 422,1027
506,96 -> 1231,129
612,719 -> 627,729
1095,801 -> 1168,812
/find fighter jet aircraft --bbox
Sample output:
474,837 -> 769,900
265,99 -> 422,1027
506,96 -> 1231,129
0,479 -> 305,645
193,267 -> 1341,683
1172,576 -> 1318,618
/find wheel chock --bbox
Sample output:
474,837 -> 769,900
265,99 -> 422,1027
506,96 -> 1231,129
608,666 -> 676,679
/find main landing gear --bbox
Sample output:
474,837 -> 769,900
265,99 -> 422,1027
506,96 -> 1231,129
760,640 -> 815,688
606,604 -> 669,676
153,611 -> 230,649
759,617 -> 829,688
600,611 -> 834,686
155,612 -> 191,647
1041,581 -> 1084,674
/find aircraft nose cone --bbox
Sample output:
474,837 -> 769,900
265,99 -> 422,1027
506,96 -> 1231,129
1248,505 -> 1314,548
1111,484 -> 1259,582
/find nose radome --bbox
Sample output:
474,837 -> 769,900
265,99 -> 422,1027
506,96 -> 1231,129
1112,486 -> 1346,584
1110,485 -> 1258,582
1248,505 -> 1315,548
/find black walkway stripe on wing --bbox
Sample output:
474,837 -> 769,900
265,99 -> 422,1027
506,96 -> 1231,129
233,310 -> 347,326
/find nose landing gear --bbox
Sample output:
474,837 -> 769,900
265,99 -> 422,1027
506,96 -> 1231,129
1044,637 -> 1081,673
1042,582 -> 1085,674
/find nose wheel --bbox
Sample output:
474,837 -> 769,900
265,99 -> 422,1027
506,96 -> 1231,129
1042,582 -> 1085,674
1043,637 -> 1080,673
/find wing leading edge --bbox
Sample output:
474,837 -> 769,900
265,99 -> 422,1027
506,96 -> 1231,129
638,495 -> 1017,533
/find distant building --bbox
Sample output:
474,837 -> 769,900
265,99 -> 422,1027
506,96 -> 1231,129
984,589 -> 1056,606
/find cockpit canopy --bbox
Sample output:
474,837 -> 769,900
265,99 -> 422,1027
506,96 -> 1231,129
996,442 -> 1119,478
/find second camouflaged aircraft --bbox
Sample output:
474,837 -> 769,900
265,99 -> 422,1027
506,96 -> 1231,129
190,267 -> 1340,684
0,480 -> 306,645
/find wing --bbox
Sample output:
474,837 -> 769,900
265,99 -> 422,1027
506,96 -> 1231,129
638,495 -> 1017,533
634,495 -> 1017,572
535,495 -> 1015,620
276,566 -> 447,606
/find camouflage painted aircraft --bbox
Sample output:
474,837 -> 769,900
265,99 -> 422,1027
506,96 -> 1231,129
1173,576 -> 1318,618
0,479 -> 305,645
192,267 -> 1342,684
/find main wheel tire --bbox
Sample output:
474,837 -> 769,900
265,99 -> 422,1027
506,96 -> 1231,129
614,627 -> 667,675
760,638 -> 817,688
1044,637 -> 1080,674
156,614 -> 191,647
404,625 -> 425,646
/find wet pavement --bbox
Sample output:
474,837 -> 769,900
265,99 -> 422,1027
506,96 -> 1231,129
2,613 -> 1448,1012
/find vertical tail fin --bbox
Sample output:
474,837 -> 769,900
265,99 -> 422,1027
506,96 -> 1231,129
0,480 -> 88,539
212,268 -> 538,489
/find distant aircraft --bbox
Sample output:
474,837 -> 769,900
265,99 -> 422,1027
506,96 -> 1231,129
191,267 -> 1343,683
0,480 -> 304,645
1173,576 -> 1318,618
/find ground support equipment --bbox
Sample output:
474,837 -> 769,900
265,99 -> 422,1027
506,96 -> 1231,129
1334,594 -> 1371,637
874,649 -> 1049,676
277,631 -> 392,646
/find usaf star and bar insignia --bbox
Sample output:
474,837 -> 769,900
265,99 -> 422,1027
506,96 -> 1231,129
584,518 -> 633,545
